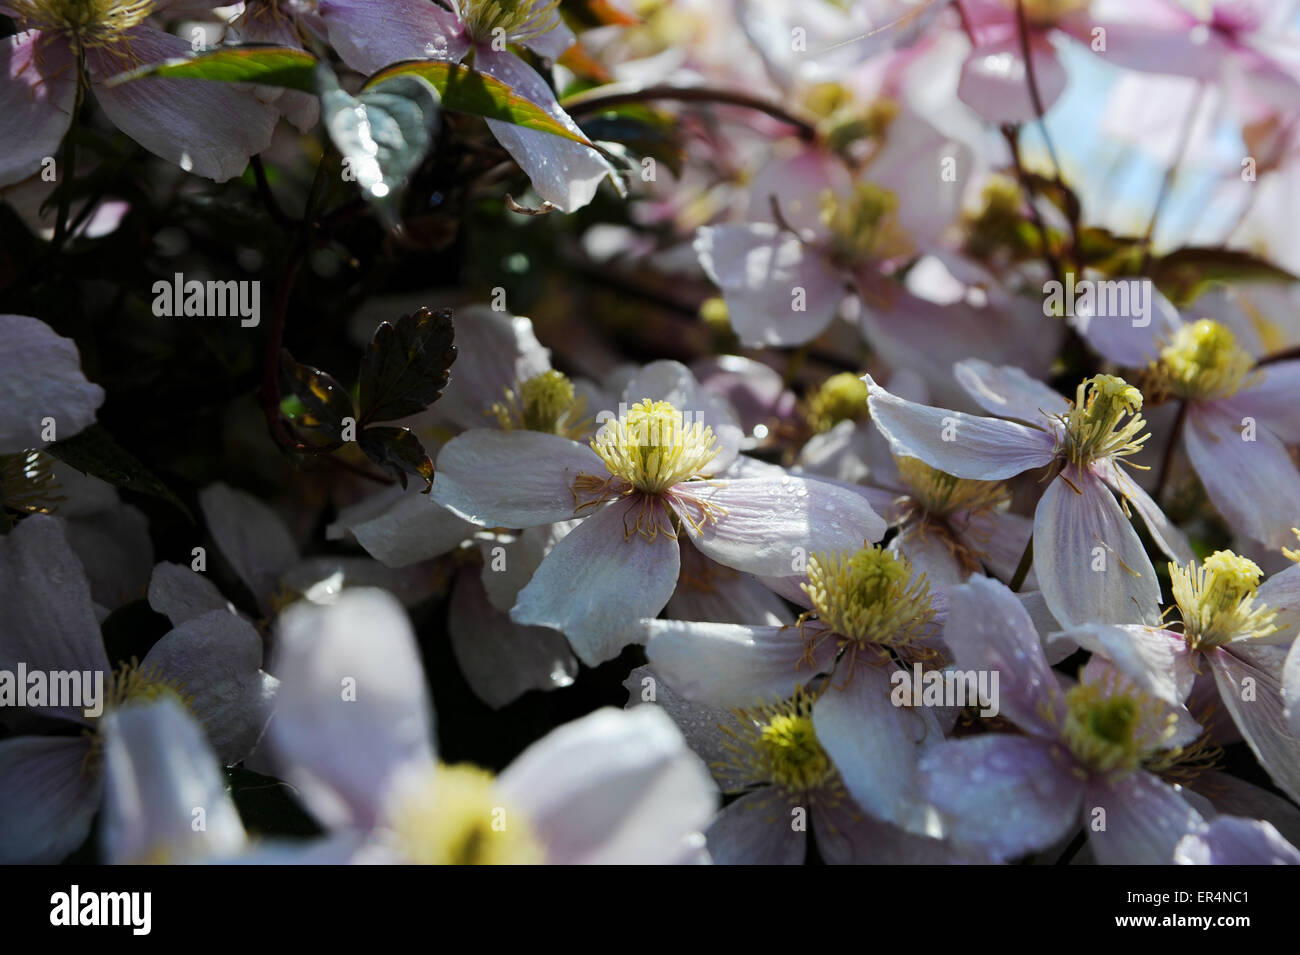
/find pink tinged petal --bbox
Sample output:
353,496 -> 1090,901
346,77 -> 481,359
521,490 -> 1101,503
920,734 -> 1082,862
677,476 -> 887,578
705,790 -> 805,865
435,304 -> 550,432
1210,647 -> 1300,803
694,223 -> 846,348
522,18 -> 576,61
1176,817 -> 1300,865
100,697 -> 246,865
0,515 -> 107,724
1062,623 -> 1194,706
141,609 -> 277,765
691,355 -> 799,441
943,576 -> 1064,735
0,735 -> 99,864
431,429 -> 602,528
1224,361 -> 1300,444
864,375 -> 1057,480
1184,402 -> 1300,549
317,0 -> 470,74
666,551 -> 795,627
328,485 -> 477,567
0,313 -> 104,453
497,706 -> 717,864
1033,465 -> 1161,628
510,497 -> 679,665
0,32 -> 74,187
957,507 -> 1036,585
147,561 -> 234,625
953,358 -> 1069,424
1071,283 -> 1180,366
198,482 -> 299,613
958,36 -> 1067,125
474,48 -> 617,213
796,420 -> 876,484
1086,771 -> 1205,865
813,667 -> 946,836
1095,457 -> 1193,563
448,570 -> 575,709
86,28 -> 276,182
266,589 -> 436,830
1285,638 -> 1300,737
643,618 -> 823,708
891,521 -> 967,590
479,520 -> 577,613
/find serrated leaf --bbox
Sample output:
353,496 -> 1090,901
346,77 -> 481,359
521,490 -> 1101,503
318,67 -> 441,228
359,426 -> 435,491
104,45 -> 318,92
279,349 -> 354,442
45,425 -> 193,521
362,60 -> 594,147
359,306 -> 457,424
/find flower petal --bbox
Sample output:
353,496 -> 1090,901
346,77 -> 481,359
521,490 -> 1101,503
511,496 -> 679,665
317,0 -> 470,73
705,790 -> 805,864
147,561 -> 235,625
1059,623 -> 1193,706
1086,770 -> 1205,865
329,485 -> 478,567
1175,817 -> 1300,865
1225,361 -> 1300,444
0,32 -> 75,187
953,358 -> 1069,424
1210,647 -> 1300,804
0,313 -> 103,453
1095,456 -> 1193,563
0,735 -> 99,864
958,36 -> 1067,125
199,482 -> 299,613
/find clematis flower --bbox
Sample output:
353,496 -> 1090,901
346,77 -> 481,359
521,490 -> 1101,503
866,359 -> 1192,627
315,0 -> 619,211
433,360 -> 885,664
1,1 -> 277,185
1078,308 -> 1300,549
1053,551 -> 1300,805
264,588 -> 717,864
920,576 -> 1209,864
0,515 -> 277,863
643,542 -> 950,835
624,666 -> 981,864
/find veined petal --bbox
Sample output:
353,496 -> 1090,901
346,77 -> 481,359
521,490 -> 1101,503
705,790 -> 804,865
1095,457 -> 1193,563
1185,402 -> 1300,549
865,375 -> 1057,480
920,735 -> 1082,862
1060,623 -> 1193,706
953,359 -> 1069,424
675,475 -> 886,578
1285,638 -> 1300,737
318,0 -> 470,74
1224,361 -> 1300,444
1210,647 -> 1300,804
1176,817 -> 1300,865
1086,770 -> 1205,865
1033,465 -> 1161,628
0,735 -> 99,864
497,706 -> 716,864
510,497 -> 679,666
432,429 -> 602,527
0,32 -> 75,187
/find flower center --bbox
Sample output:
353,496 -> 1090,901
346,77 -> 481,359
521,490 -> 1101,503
1005,0 -> 1091,27
9,0 -> 153,46
716,687 -> 840,796
1060,679 -> 1168,774
491,369 -> 586,437
1170,550 -> 1277,650
801,545 -> 934,652
457,0 -> 561,45
818,183 -> 910,265
1057,374 -> 1149,467
588,399 -> 720,495
1155,318 -> 1256,400
894,456 -> 1011,519
388,763 -> 544,865
802,86 -> 898,155
806,372 -> 869,433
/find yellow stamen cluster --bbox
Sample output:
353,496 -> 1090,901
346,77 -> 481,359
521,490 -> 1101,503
1058,374 -> 1149,467
801,545 -> 934,651
895,456 -> 1011,519
1169,551 -> 1278,650
1155,318 -> 1257,400
458,0 -> 561,44
491,369 -> 586,437
388,763 -> 543,865
803,85 -> 898,154
819,183 -> 910,265
716,687 -> 840,796
1059,678 -> 1173,774
9,0 -> 154,47
589,399 -> 720,495
1009,0 -> 1092,27
806,372 -> 869,433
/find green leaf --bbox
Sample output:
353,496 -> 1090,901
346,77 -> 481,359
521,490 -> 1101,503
359,306 -> 457,424
45,425 -> 193,521
1149,247 -> 1299,306
580,110 -> 686,178
318,66 -> 441,228
358,426 -> 435,491
362,60 -> 594,146
103,45 -> 318,93
279,349 -> 355,443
